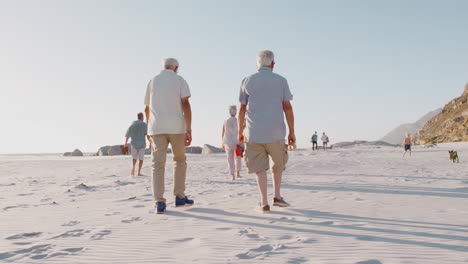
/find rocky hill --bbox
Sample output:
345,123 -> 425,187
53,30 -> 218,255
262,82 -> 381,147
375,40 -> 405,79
380,108 -> 441,144
414,84 -> 468,144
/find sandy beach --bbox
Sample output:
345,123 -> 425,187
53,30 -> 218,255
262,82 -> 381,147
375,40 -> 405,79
1,143 -> 467,263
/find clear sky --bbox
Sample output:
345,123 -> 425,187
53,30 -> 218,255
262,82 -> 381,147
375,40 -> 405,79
1,0 -> 467,153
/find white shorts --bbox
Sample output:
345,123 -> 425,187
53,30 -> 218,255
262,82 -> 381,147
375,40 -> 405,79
131,147 -> 145,160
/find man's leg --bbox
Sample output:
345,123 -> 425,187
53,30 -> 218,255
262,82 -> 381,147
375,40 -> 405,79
245,142 -> 270,206
138,160 -> 144,176
256,171 -> 268,206
267,141 -> 288,200
169,134 -> 187,198
131,159 -> 137,176
152,135 -> 169,203
137,149 -> 145,176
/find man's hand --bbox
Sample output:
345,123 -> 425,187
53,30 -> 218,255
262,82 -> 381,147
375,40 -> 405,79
221,145 -> 225,151
238,133 -> 245,144
288,133 -> 296,146
185,131 -> 192,146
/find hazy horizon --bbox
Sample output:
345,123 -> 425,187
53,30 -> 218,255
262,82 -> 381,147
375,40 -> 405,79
1,0 -> 467,153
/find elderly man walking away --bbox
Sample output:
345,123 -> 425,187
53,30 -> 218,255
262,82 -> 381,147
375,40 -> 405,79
144,58 -> 194,214
238,50 -> 296,212
125,112 -> 149,176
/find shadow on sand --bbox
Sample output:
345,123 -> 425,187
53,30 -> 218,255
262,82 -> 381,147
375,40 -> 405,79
170,207 -> 468,252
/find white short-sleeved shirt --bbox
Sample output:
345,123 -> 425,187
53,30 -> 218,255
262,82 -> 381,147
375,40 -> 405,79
144,70 -> 191,135
239,66 -> 293,144
321,135 -> 328,142
223,117 -> 239,149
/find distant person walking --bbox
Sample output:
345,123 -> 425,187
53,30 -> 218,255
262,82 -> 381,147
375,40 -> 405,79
144,58 -> 193,214
403,133 -> 412,158
125,112 -> 149,176
321,132 -> 329,151
311,131 -> 318,150
238,50 -> 295,212
222,105 -> 243,180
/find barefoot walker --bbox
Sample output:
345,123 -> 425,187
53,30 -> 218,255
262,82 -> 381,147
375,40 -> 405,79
125,112 -> 149,176
238,50 -> 296,212
144,58 -> 194,214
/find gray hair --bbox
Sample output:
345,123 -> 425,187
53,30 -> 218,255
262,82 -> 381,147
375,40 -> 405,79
162,58 -> 179,70
256,50 -> 275,68
229,105 -> 237,116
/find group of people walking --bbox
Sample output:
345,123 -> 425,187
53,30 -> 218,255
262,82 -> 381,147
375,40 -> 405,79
310,131 -> 330,151
123,49 -> 417,215
125,50 -> 294,214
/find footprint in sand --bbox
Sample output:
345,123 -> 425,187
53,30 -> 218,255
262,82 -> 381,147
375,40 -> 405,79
0,244 -> 54,261
62,221 -> 80,227
121,217 -> 142,223
238,228 -> 262,240
90,230 -> 112,240
115,180 -> 136,186
287,257 -> 308,263
17,193 -> 33,196
105,212 -> 121,216
3,204 -> 29,211
50,229 -> 90,239
236,244 -> 285,259
61,247 -> 84,253
6,232 -> 42,240
295,236 -> 316,244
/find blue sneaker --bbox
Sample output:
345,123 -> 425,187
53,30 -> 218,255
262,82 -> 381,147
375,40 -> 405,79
175,196 -> 194,207
156,202 -> 166,214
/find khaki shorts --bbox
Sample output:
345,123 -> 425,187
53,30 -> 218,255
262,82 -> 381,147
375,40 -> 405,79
244,140 -> 288,174
131,147 -> 145,160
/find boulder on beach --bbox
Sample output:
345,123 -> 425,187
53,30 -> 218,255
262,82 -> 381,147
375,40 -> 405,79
107,145 -> 125,156
185,146 -> 202,154
72,149 -> 83,156
96,145 -> 128,156
64,149 -> 83,156
96,146 -> 111,156
202,144 -> 224,154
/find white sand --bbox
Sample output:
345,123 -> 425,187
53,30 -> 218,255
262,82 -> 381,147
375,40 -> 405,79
1,143 -> 468,264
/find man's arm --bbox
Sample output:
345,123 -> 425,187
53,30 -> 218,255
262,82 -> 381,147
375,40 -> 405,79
221,125 -> 225,150
238,104 -> 247,143
125,137 -> 129,147
283,101 -> 296,145
144,105 -> 150,124
181,97 -> 192,146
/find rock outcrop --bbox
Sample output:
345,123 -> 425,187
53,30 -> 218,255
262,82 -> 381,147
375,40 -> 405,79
202,144 -> 224,154
185,146 -> 202,154
96,146 -> 111,156
380,108 -> 442,144
414,84 -> 468,144
64,149 -> 83,156
96,145 -> 128,156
